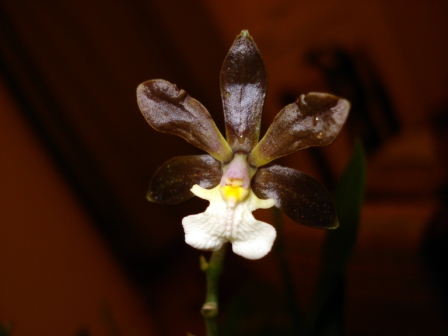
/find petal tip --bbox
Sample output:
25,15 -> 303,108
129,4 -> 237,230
145,194 -> 155,203
328,218 -> 340,229
231,223 -> 276,260
334,98 -> 351,119
238,30 -> 252,39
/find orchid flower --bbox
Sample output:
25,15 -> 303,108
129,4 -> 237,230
137,31 -> 350,260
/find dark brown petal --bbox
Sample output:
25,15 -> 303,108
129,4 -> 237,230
248,93 -> 350,167
137,79 -> 233,163
148,155 -> 222,204
220,30 -> 267,153
252,165 -> 338,229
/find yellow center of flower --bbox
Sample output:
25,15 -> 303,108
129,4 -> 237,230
220,178 -> 249,206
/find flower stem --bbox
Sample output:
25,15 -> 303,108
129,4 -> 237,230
200,244 -> 227,336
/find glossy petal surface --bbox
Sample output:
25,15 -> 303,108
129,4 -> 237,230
220,30 -> 267,153
137,80 -> 233,163
148,155 -> 222,204
249,93 -> 350,167
252,165 -> 338,229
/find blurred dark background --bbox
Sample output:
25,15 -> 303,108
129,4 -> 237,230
1,0 -> 448,335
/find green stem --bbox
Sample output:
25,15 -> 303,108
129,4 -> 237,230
200,244 -> 227,336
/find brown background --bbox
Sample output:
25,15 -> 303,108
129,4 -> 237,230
1,0 -> 448,335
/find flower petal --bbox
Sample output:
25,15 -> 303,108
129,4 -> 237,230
252,165 -> 338,229
220,30 -> 267,153
230,216 -> 276,260
137,79 -> 233,163
183,185 -> 276,259
248,93 -> 350,167
182,186 -> 228,251
148,155 -> 222,204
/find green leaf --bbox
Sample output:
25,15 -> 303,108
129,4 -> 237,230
221,282 -> 291,336
307,141 -> 366,336
0,323 -> 12,336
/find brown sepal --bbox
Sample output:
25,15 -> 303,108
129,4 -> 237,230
252,165 -> 338,229
220,30 -> 267,153
249,93 -> 350,167
148,155 -> 222,204
137,80 -> 233,163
